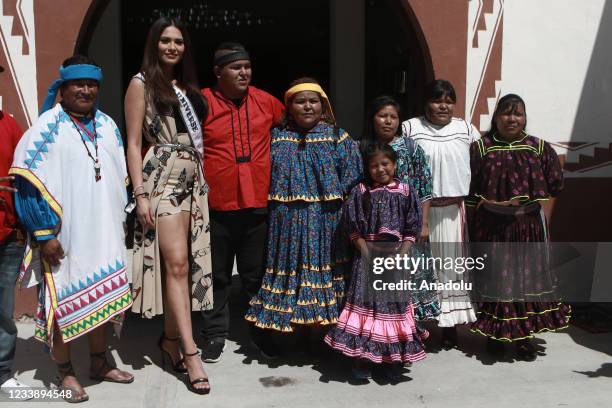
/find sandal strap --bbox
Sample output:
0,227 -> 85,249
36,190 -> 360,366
160,331 -> 181,342
162,336 -> 181,342
57,360 -> 75,378
190,377 -> 209,386
90,352 -> 115,377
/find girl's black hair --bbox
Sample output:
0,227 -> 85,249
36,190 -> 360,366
361,95 -> 402,147
486,93 -> 527,137
423,79 -> 457,104
362,142 -> 397,185
360,142 -> 398,213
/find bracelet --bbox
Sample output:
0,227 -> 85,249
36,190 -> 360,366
134,192 -> 149,199
133,185 -> 145,192
132,190 -> 148,199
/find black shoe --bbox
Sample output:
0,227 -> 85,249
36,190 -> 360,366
252,331 -> 281,360
515,339 -> 537,362
201,339 -> 226,363
441,327 -> 458,350
382,363 -> 404,382
158,333 -> 187,373
486,337 -> 505,356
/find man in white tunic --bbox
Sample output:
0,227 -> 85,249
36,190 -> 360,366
10,55 -> 133,402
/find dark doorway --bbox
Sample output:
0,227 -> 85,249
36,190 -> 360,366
121,0 -> 330,100
365,0 -> 430,121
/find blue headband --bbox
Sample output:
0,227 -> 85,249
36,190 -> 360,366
40,64 -> 103,115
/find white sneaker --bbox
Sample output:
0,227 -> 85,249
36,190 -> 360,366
0,377 -> 33,401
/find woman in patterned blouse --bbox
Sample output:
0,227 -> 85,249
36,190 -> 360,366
467,94 -> 570,361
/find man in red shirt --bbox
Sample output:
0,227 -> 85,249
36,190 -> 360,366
0,63 -> 31,397
200,43 -> 284,362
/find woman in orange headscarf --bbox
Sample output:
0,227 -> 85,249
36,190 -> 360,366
245,78 -> 362,340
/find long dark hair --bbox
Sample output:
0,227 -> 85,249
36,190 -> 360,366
486,93 -> 527,137
361,95 -> 401,150
140,17 -> 201,113
280,77 -> 335,128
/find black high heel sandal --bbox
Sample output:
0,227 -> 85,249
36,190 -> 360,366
56,360 -> 89,403
158,333 -> 187,373
184,350 -> 211,395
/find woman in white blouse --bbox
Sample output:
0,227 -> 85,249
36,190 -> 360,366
402,80 -> 480,349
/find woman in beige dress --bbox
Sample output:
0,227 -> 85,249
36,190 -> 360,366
125,17 -> 212,394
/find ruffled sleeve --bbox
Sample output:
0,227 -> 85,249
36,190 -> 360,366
344,183 -> 365,241
541,141 -> 563,197
335,129 -> 363,196
401,183 -> 422,242
13,176 -> 60,241
410,142 -> 433,202
465,139 -> 483,207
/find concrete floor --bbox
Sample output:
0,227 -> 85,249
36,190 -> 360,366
2,308 -> 611,408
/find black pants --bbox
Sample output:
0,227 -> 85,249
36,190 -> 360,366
201,210 -> 267,342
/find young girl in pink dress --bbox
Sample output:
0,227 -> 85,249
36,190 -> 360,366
324,142 -> 426,380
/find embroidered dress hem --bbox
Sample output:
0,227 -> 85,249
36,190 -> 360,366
324,302 -> 427,364
245,262 -> 346,332
471,302 -> 571,342
436,305 -> 478,327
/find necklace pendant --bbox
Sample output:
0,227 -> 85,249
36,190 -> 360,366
95,161 -> 101,182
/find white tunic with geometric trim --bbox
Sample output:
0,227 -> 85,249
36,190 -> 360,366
10,104 -> 132,345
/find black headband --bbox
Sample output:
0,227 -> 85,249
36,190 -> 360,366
214,50 -> 250,67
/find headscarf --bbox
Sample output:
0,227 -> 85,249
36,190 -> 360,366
284,83 -> 336,125
40,64 -> 103,115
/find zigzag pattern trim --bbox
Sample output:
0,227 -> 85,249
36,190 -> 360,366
272,131 -> 350,145
268,193 -> 343,202
58,260 -> 125,301
23,120 -> 60,169
114,127 -> 124,147
56,272 -> 129,322
60,291 -> 132,341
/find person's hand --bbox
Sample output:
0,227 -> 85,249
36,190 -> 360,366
0,176 -> 17,193
360,245 -> 371,260
420,223 -> 430,242
136,196 -> 154,230
40,238 -> 64,266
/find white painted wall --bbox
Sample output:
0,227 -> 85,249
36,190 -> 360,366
476,0 -> 612,177
0,0 -> 37,125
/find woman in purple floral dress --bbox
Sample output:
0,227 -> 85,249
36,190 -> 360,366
467,94 -> 570,361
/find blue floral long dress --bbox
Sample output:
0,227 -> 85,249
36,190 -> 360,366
245,122 -> 363,332
389,136 -> 441,321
